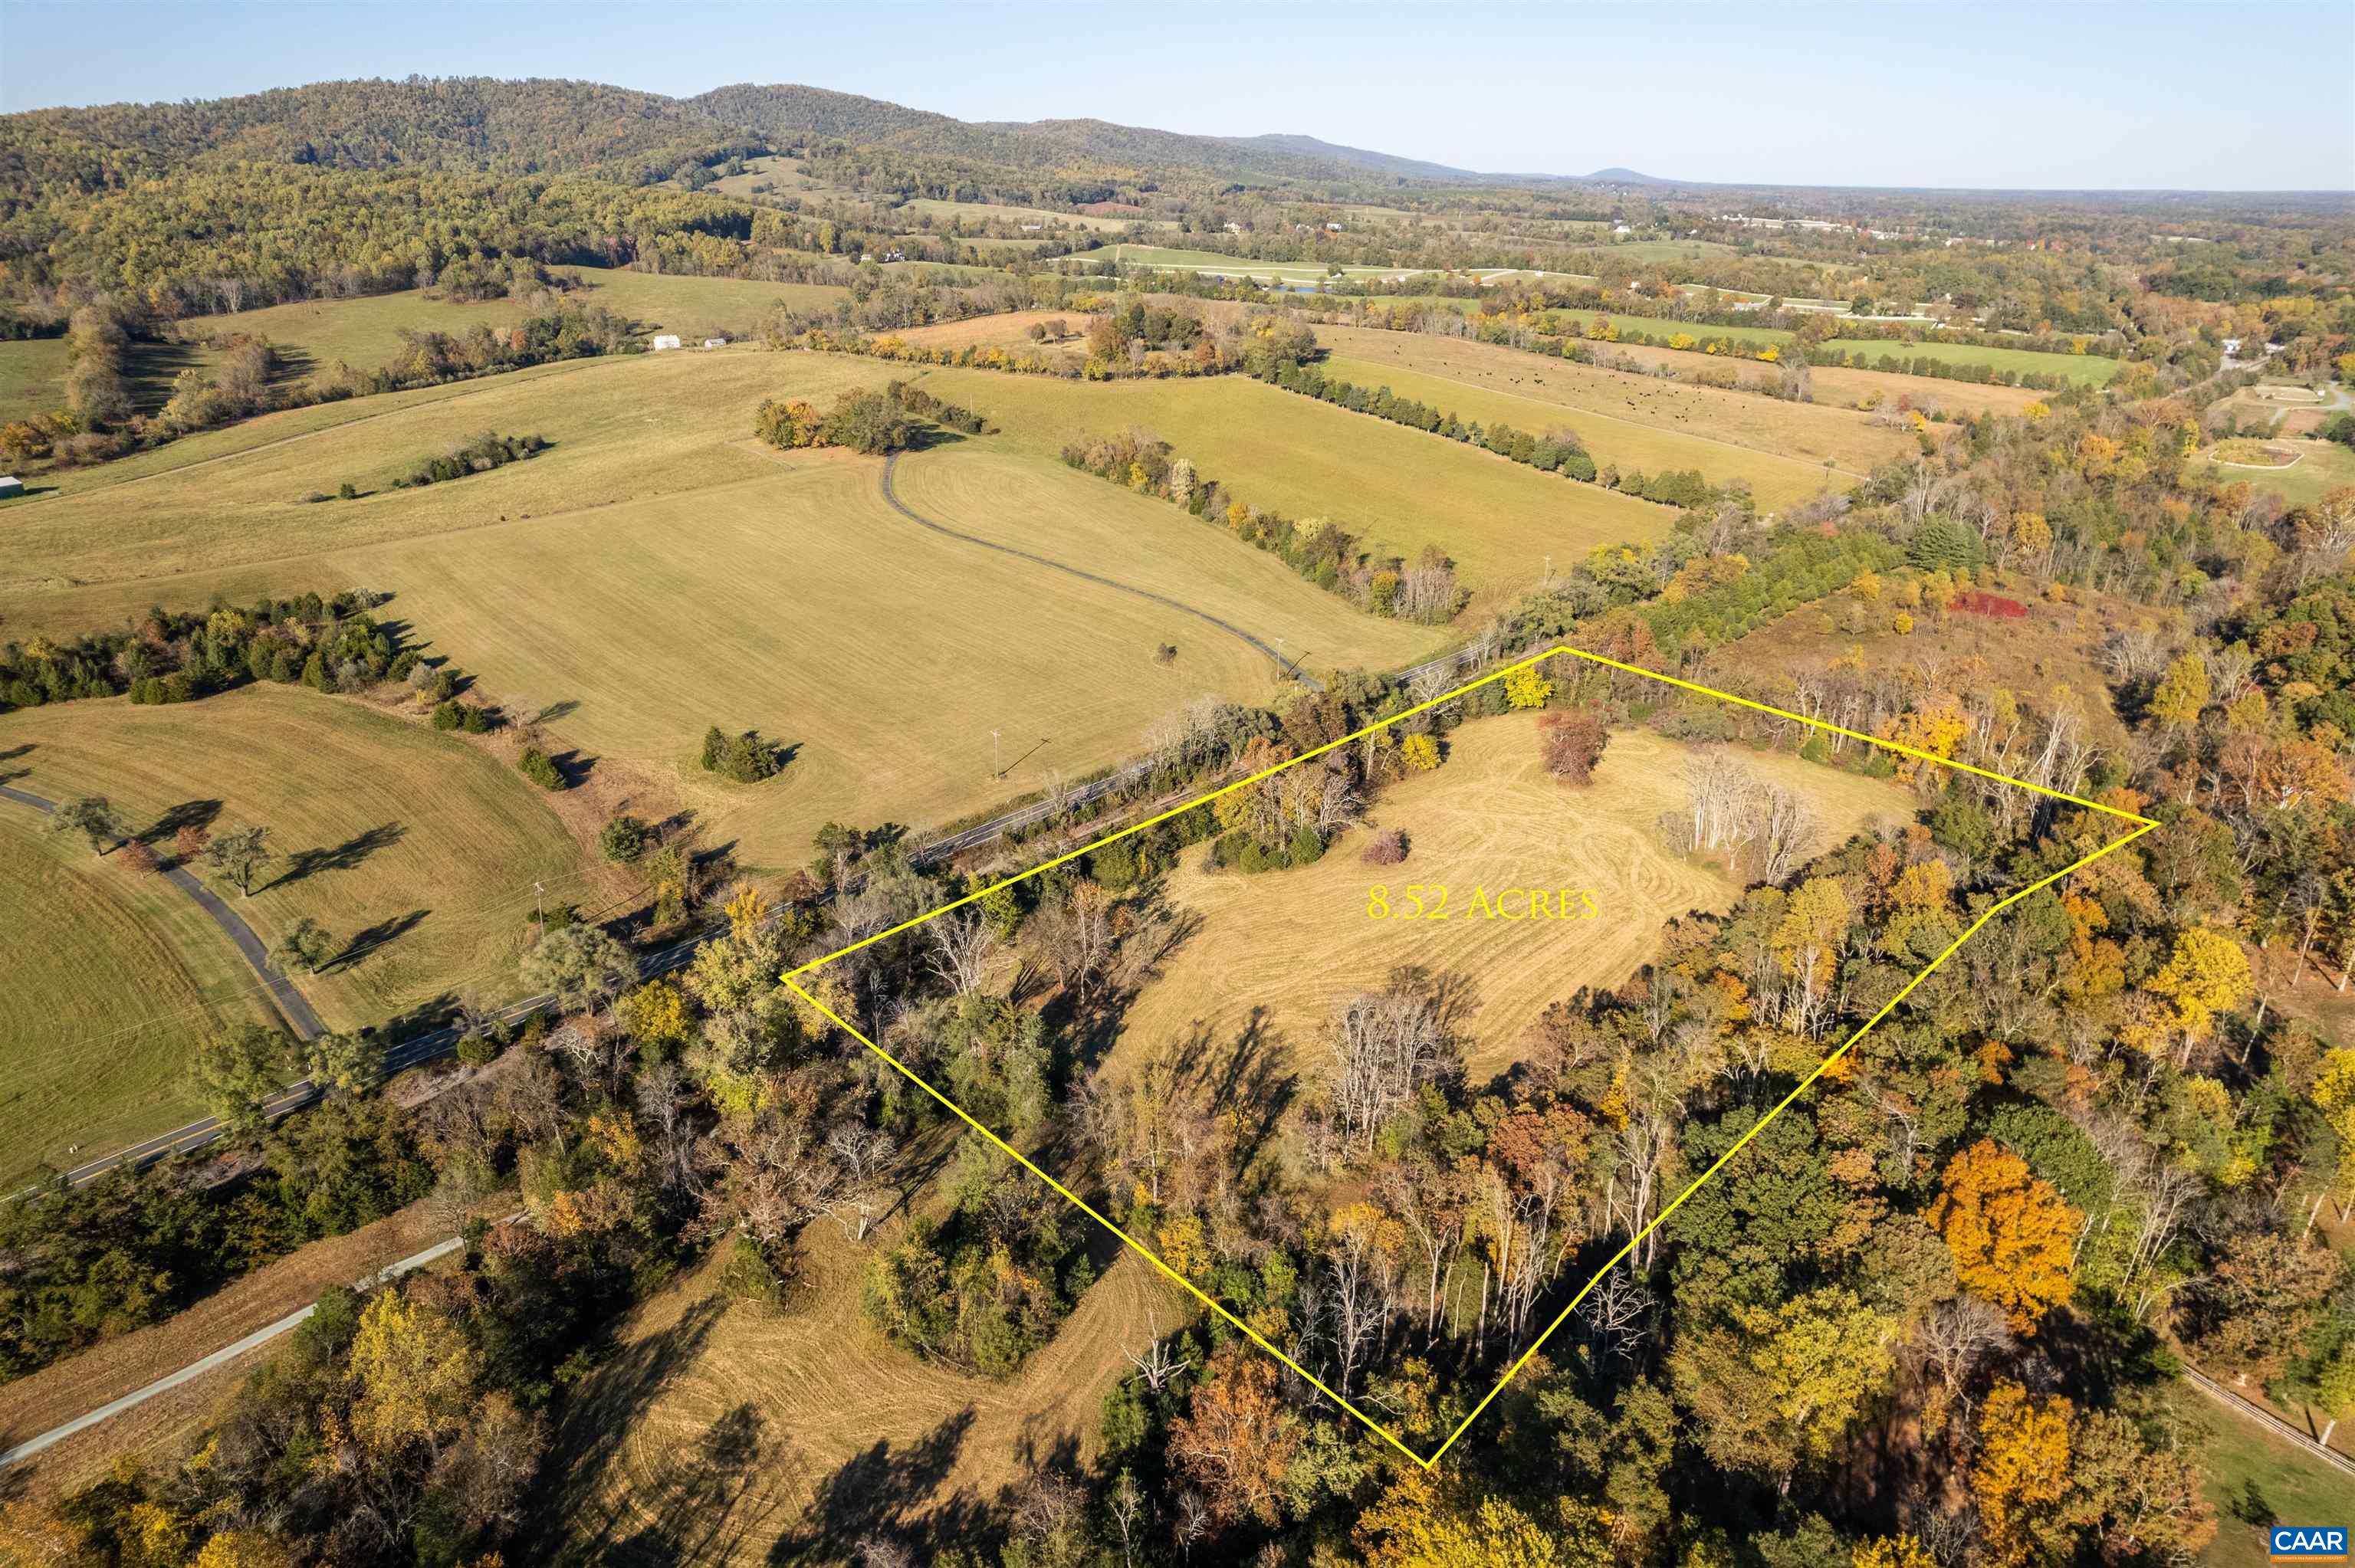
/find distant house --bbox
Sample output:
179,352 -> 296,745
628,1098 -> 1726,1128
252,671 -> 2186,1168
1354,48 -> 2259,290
1223,221 -> 1243,233
1612,223 -> 1632,235
702,337 -> 729,349
650,334 -> 682,352
0,475 -> 21,499
1325,221 -> 1343,232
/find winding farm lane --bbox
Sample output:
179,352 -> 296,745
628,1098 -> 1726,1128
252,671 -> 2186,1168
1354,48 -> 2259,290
9,462 -> 1476,1189
0,782 -> 323,1039
879,451 -> 1322,689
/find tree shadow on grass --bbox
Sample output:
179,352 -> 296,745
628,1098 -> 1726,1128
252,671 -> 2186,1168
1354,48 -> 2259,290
767,1406 -> 984,1565
550,749 -> 598,789
543,1292 -> 734,1563
139,798 -> 222,846
604,1400 -> 796,1567
0,742 -> 34,789
532,699 -> 580,726
331,907 -> 427,972
272,822 -> 405,891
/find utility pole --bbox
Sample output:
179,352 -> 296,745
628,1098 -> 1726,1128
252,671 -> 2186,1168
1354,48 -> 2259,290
1276,636 -> 1286,678
534,881 -> 545,927
991,729 -> 1000,780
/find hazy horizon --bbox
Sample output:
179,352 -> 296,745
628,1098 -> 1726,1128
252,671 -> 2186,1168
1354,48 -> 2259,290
3,0 -> 2350,192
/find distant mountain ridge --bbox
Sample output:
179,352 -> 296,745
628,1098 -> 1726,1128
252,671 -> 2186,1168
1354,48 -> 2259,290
0,75 -> 1570,198
1222,133 -> 1481,182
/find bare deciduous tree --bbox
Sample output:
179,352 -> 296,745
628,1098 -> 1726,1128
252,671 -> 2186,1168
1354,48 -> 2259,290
925,909 -> 997,997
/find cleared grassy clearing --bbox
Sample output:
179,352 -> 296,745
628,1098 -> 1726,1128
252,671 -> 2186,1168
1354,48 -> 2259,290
1112,717 -> 1910,1083
0,811 -> 270,1183
1820,336 -> 2118,387
331,443 -> 1433,871
2201,436 -> 2355,510
0,336 -> 71,422
1312,324 -> 1911,485
914,366 -> 1680,599
2181,1390 -> 2353,1567
898,196 -> 1148,233
3,686 -> 599,1031
1313,346 -> 1858,512
0,349 -> 898,602
885,310 -> 1086,359
550,1224 -> 1188,1563
2209,382 -> 2334,437
176,267 -> 846,379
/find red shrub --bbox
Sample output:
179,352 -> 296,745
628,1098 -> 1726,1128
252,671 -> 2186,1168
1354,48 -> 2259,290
1952,590 -> 2027,619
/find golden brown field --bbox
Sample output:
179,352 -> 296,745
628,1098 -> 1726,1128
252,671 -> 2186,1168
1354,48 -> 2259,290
1576,335 -> 2051,418
1112,716 -> 1911,1083
1312,324 -> 1915,484
550,1222 -> 1189,1564
2,686 -> 607,1032
913,366 -> 1680,604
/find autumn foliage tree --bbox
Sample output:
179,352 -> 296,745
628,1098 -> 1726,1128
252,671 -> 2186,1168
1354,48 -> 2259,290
1538,707 -> 1609,785
1928,1141 -> 2080,1333
1169,1344 -> 1302,1525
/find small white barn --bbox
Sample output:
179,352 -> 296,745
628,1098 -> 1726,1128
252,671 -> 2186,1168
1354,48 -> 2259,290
0,475 -> 22,499
702,337 -> 728,349
650,334 -> 682,352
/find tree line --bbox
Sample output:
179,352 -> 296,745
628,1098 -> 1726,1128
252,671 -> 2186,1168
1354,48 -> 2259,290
1059,426 -> 1463,625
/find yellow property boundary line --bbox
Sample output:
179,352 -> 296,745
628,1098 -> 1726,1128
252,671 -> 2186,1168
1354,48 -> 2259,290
780,643 -> 2156,1469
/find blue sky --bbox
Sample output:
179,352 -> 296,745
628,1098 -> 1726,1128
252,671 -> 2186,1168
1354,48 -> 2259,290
2,1 -> 2348,190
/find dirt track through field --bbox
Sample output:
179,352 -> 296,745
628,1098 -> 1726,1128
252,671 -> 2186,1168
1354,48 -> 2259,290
879,451 -> 1315,686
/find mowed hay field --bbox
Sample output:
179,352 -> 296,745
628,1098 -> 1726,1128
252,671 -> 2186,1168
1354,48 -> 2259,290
179,267 -> 849,378
0,809 -> 273,1183
1584,336 -> 2050,418
334,442 -> 1439,870
912,366 -> 1680,601
0,349 -> 902,615
1112,717 -> 1911,1082
886,309 -> 1087,359
1312,326 -> 1889,512
1328,327 -> 1874,510
2,686 -> 603,1031
1819,336 -> 2118,388
5,340 -> 1455,886
550,1223 -> 1191,1564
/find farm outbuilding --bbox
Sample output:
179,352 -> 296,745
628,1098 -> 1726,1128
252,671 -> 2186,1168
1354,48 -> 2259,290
0,476 -> 23,499
650,334 -> 682,351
